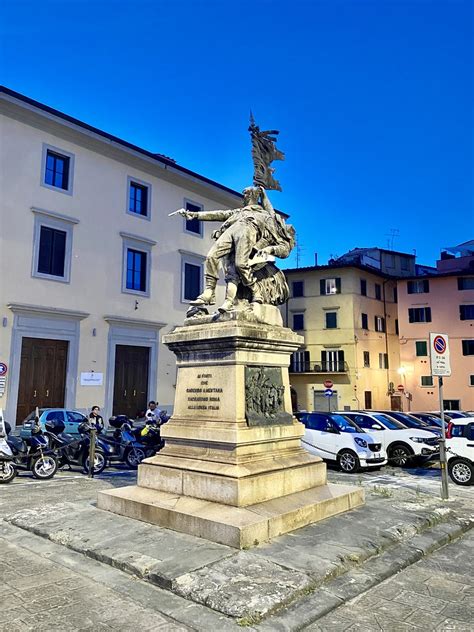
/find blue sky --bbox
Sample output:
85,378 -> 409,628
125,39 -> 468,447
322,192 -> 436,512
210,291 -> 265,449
1,0 -> 472,267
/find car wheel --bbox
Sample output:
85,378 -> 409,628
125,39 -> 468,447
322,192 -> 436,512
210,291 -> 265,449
338,450 -> 360,473
0,462 -> 16,484
82,450 -> 106,475
32,455 -> 58,479
125,447 -> 146,468
388,444 -> 413,467
448,458 -> 474,486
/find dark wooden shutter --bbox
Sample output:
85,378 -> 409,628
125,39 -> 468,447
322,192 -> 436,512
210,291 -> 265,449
320,279 -> 326,295
335,278 -> 341,293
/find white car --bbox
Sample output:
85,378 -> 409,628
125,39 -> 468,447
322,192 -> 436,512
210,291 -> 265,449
297,411 -> 387,473
446,418 -> 474,485
341,411 -> 439,467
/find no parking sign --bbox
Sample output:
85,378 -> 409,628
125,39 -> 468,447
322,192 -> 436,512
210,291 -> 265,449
429,333 -> 451,377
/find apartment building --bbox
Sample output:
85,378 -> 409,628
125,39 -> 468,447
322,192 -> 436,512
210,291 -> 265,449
283,254 -> 403,412
397,243 -> 474,411
0,87 -> 242,426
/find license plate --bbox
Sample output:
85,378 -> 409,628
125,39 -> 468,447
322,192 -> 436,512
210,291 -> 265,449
373,453 -> 380,459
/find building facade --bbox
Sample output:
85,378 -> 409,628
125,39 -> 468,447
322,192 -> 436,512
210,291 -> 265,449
0,87 -> 242,425
397,246 -> 474,411
283,262 -> 401,412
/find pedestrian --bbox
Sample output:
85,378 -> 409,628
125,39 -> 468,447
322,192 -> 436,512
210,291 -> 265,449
145,401 -> 162,424
89,405 -> 104,432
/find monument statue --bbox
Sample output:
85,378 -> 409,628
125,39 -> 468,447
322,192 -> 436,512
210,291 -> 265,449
99,115 -> 364,549
170,117 -> 296,314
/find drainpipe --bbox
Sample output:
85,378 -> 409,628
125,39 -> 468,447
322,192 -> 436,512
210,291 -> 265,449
382,279 -> 390,398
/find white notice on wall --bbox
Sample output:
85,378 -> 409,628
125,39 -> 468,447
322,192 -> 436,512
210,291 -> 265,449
80,372 -> 103,386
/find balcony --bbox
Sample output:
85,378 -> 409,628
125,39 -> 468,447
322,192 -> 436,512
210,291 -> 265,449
290,361 -> 348,374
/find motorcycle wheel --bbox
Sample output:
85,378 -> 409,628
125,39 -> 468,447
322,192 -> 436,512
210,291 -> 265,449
125,447 -> 146,468
82,450 -> 106,475
0,462 -> 16,484
32,455 -> 58,480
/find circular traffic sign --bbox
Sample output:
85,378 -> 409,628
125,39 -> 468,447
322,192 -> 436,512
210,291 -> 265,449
324,388 -> 333,397
433,335 -> 447,354
397,384 -> 405,392
0,362 -> 7,376
323,380 -> 333,389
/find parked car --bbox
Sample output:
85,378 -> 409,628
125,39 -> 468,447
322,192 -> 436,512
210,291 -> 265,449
446,418 -> 474,485
432,411 -> 469,420
296,411 -> 387,473
410,412 -> 448,429
341,411 -> 439,467
21,409 -> 87,437
374,410 -> 441,436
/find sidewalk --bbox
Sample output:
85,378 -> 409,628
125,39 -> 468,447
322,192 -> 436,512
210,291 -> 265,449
2,468 -> 473,628
310,529 -> 474,631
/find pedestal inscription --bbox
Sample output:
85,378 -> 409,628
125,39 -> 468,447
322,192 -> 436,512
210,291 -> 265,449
245,366 -> 292,427
174,365 -> 237,419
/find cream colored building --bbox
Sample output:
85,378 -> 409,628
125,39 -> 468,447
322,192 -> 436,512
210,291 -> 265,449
283,260 -> 403,412
0,86 -> 242,426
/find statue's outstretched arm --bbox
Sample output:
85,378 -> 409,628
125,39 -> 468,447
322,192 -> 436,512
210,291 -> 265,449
259,187 -> 274,214
171,208 -> 235,222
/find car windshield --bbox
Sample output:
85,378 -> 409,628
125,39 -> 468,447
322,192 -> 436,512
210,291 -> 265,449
415,414 -> 443,427
384,412 -> 429,429
330,414 -> 362,433
373,413 -> 406,429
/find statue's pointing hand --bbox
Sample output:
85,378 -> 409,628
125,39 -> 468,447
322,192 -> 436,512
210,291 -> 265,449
168,208 -> 198,219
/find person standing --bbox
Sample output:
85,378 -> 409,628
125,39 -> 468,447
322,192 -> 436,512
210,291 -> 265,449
89,405 -> 104,431
145,401 -> 162,424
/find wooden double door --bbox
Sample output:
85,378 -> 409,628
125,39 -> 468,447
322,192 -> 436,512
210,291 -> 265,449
17,337 -> 68,423
113,345 -> 150,419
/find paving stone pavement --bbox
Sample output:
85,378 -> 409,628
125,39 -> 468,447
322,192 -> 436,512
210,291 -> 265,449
309,529 -> 474,631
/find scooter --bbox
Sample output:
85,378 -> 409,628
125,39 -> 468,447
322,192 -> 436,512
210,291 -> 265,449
44,417 -> 111,475
102,416 -> 163,468
0,409 -> 16,484
7,410 -> 58,480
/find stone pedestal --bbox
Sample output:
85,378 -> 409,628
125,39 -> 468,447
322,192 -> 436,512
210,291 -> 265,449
98,310 -> 364,548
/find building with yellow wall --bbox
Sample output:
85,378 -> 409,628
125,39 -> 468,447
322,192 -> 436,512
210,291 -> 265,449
283,252 -> 411,412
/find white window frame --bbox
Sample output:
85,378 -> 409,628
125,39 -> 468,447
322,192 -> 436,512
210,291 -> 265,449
183,198 -> 204,237
375,315 -> 384,332
325,278 -> 337,295
41,143 -> 75,195
179,250 -> 205,303
126,176 -> 152,221
120,232 -> 156,297
31,207 -> 78,284
420,376 -> 434,387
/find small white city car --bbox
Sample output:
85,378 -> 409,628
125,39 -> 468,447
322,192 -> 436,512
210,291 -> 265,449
341,411 -> 439,467
446,418 -> 474,486
297,411 -> 387,473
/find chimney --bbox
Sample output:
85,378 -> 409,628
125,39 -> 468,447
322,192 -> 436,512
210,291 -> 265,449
314,252 -> 318,266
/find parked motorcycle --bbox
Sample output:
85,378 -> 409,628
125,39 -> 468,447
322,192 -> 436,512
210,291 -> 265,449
0,409 -> 16,484
103,415 -> 164,468
44,417 -> 110,475
8,411 -> 58,479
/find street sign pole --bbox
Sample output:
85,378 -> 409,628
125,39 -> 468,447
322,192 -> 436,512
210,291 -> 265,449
438,376 -> 449,500
429,333 -> 451,501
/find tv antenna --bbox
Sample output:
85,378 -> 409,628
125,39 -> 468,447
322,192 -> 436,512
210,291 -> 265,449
385,228 -> 400,250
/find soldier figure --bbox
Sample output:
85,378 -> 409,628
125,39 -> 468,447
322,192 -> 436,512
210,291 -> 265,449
176,186 -> 294,312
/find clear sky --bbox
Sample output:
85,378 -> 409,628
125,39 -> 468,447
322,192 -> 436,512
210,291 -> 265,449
1,0 -> 472,268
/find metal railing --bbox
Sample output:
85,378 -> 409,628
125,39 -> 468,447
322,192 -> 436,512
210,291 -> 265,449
289,361 -> 348,373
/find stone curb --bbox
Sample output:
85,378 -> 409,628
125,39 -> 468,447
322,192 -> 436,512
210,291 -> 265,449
258,516 -> 474,630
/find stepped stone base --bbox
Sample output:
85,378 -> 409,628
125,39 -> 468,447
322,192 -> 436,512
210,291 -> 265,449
98,314 -> 365,548
97,483 -> 364,549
